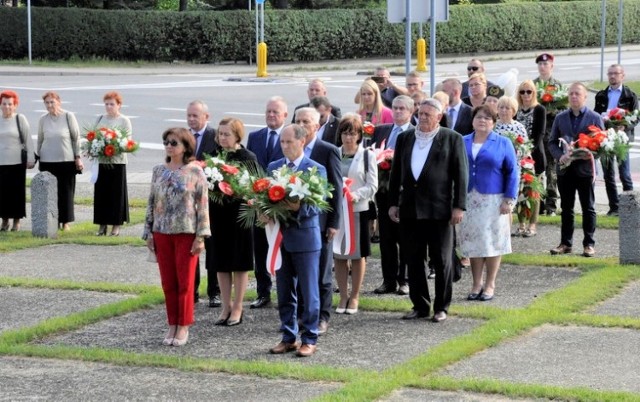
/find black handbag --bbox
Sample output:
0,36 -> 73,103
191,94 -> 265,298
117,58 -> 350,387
16,115 -> 28,165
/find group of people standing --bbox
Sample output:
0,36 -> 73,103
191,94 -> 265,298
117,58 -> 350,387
0,90 -> 131,235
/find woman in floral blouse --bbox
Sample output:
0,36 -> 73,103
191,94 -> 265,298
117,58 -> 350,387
143,127 -> 210,347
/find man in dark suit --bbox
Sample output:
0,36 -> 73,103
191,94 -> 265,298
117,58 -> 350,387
246,96 -> 287,309
371,95 -> 414,296
442,78 -> 473,136
310,96 -> 340,146
548,82 -> 605,258
267,124 -> 326,358
594,64 -> 639,216
292,79 -> 341,123
186,100 -> 221,307
388,98 -> 468,323
294,107 -> 342,336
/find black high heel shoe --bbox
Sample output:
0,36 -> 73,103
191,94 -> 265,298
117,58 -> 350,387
226,312 -> 243,326
96,225 -> 107,236
214,313 -> 230,326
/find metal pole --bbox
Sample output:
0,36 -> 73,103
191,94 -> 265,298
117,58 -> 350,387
260,2 -> 264,43
600,0 -> 606,82
405,0 -> 411,75
255,0 -> 259,58
419,22 -> 423,38
617,0 -> 623,64
249,0 -> 252,65
429,0 -> 436,95
27,0 -> 32,65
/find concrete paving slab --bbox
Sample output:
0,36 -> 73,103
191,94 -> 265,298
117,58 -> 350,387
380,388 -> 543,401
0,287 -> 133,333
0,244 -> 581,311
0,245 -> 161,286
0,356 -> 339,401
590,280 -> 640,318
441,324 -> 640,394
36,305 -> 482,371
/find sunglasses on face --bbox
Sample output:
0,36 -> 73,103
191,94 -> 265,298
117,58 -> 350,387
519,90 -> 534,95
467,66 -> 479,71
163,140 -> 180,147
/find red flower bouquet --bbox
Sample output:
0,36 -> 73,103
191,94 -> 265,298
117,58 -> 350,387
81,126 -> 138,164
536,81 -> 568,116
559,125 -> 631,170
238,165 -> 333,228
363,121 -> 375,138
601,107 -> 639,130
201,152 -> 253,204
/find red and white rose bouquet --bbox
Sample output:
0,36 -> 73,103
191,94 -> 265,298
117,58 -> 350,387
601,107 -> 639,130
238,165 -> 333,228
199,153 -> 253,204
81,126 -> 138,164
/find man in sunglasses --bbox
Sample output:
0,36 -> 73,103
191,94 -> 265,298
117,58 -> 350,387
533,52 -> 564,216
461,59 -> 495,98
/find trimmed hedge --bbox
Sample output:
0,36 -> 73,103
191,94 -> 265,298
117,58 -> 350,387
1,1 -> 639,62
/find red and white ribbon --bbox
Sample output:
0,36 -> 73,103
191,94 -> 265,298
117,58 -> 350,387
333,178 -> 356,255
265,221 -> 283,277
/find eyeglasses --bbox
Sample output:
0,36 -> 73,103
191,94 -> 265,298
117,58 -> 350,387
341,131 -> 359,137
473,115 -> 493,121
607,72 -> 622,76
467,66 -> 480,72
519,90 -> 534,95
163,140 -> 179,147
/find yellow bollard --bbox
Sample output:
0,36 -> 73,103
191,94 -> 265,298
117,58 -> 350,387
257,42 -> 268,78
416,38 -> 427,72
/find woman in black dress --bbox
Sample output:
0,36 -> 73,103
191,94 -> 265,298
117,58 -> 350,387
210,117 -> 257,327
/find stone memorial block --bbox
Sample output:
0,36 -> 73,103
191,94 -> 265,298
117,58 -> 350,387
31,172 -> 58,239
619,191 -> 640,265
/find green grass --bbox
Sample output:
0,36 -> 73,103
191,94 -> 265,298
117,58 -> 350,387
1,197 -> 639,401
591,80 -> 640,93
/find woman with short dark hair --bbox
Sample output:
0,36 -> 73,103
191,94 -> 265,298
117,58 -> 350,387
143,127 -> 210,347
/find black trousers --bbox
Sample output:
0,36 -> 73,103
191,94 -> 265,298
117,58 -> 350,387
253,226 -> 272,299
376,192 -> 407,287
557,171 -> 596,248
401,218 -> 453,315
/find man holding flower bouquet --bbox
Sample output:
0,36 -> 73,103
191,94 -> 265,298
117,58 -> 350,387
594,64 -> 639,216
267,124 -> 327,357
548,82 -> 605,257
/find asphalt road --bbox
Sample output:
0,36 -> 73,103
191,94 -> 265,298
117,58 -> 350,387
2,47 -> 640,174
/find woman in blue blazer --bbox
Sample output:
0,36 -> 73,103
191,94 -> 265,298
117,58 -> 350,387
459,105 -> 519,301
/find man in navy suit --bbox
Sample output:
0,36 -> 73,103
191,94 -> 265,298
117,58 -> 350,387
310,96 -> 340,146
294,107 -> 342,336
186,100 -> 221,307
267,124 -> 326,358
292,79 -> 341,123
442,78 -> 473,136
388,98 -> 468,323
594,64 -> 639,216
371,95 -> 414,296
247,96 -> 287,309
548,82 -> 605,257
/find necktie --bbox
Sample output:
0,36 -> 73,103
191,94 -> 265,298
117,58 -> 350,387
387,126 -> 401,149
448,108 -> 457,129
194,132 -> 201,154
266,130 -> 277,161
287,161 -> 296,171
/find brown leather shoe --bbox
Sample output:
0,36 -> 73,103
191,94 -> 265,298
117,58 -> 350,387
583,246 -> 595,257
269,341 -> 301,354
550,244 -> 572,255
296,343 -> 317,357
